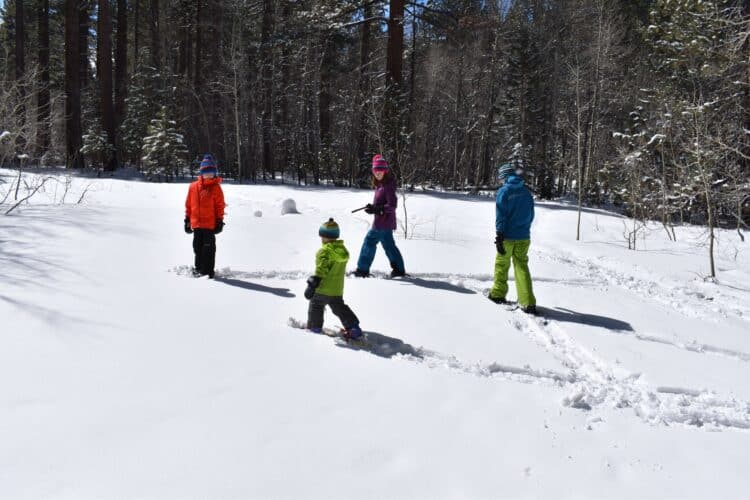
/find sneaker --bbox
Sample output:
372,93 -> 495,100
390,269 -> 406,278
522,305 -> 538,315
342,324 -> 363,340
353,268 -> 370,278
488,295 -> 507,304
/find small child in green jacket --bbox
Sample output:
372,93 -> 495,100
305,218 -> 362,339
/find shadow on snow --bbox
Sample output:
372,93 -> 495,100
214,277 -> 296,298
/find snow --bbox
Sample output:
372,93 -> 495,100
647,134 -> 666,146
0,130 -> 11,141
2,169 -> 750,498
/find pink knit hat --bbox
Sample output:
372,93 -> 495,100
372,154 -> 389,173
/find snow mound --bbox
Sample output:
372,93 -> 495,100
280,198 -> 300,215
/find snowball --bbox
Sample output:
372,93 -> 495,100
280,198 -> 300,215
254,210 -> 263,217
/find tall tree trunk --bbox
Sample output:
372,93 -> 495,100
15,0 -> 25,83
194,0 -> 202,89
319,37 -> 334,183
385,0 -> 405,169
37,0 -> 51,161
386,0 -> 404,90
150,0 -> 160,70
79,0 -> 89,88
260,0 -> 274,181
98,0 -> 117,170
115,0 -> 128,133
279,0 -> 292,184
354,2 -> 372,186
66,0 -> 84,169
15,0 -> 26,154
133,0 -> 139,67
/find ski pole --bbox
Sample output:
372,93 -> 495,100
351,206 -> 369,213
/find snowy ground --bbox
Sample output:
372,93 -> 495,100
2,169 -> 750,499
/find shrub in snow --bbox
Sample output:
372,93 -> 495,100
281,198 -> 300,215
254,210 -> 263,217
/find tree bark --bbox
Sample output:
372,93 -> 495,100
15,0 -> 26,154
279,0 -> 292,183
66,0 -> 84,169
79,0 -> 90,88
98,0 -> 117,170
38,0 -> 51,160
150,0 -> 160,70
354,2 -> 372,186
386,0 -> 404,89
384,0 -> 405,176
261,0 -> 275,180
133,0 -> 139,67
15,0 -> 25,82
194,0 -> 202,89
319,37 -> 334,183
115,0 -> 128,133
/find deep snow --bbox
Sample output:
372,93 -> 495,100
1,169 -> 750,499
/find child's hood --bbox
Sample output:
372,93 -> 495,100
325,240 -> 350,262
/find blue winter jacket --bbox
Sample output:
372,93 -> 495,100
495,175 -> 535,240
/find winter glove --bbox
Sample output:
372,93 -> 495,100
495,232 -> 505,255
304,276 -> 322,300
373,204 -> 386,216
214,219 -> 224,234
364,203 -> 375,214
184,217 -> 193,234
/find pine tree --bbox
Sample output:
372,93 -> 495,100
141,105 -> 189,180
119,50 -> 158,166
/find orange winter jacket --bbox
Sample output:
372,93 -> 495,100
185,176 -> 226,230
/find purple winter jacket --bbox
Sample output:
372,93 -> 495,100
372,177 -> 398,230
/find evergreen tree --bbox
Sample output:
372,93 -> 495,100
119,50 -> 158,166
141,105 -> 189,180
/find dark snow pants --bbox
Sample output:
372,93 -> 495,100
192,229 -> 216,276
307,294 -> 360,330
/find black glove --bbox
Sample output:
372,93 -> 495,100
184,218 -> 193,234
304,276 -> 322,300
495,232 -> 505,255
373,204 -> 386,216
214,219 -> 224,234
364,203 -> 375,214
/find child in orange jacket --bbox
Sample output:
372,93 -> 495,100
184,154 -> 226,278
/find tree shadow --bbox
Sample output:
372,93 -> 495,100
0,294 -> 111,334
334,330 -> 426,360
534,200 -> 626,218
539,306 -> 633,332
394,275 -> 477,295
214,277 -> 296,298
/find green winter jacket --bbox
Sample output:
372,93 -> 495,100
314,240 -> 350,297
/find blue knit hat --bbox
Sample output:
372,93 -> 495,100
319,218 -> 340,239
200,154 -> 217,176
498,163 -> 515,180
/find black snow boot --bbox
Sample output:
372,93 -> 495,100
488,295 -> 507,305
353,268 -> 370,278
522,304 -> 538,315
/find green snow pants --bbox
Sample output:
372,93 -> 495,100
489,239 -> 536,307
